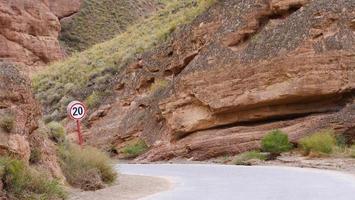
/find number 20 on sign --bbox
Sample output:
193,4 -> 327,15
67,101 -> 87,146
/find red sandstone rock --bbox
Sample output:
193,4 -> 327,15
0,0 -> 81,71
44,0 -> 82,19
85,0 -> 354,161
0,62 -> 39,162
0,62 -> 64,179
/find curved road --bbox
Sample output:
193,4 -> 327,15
117,164 -> 355,200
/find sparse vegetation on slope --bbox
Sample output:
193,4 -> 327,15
34,0 -> 215,122
60,0 -> 160,53
85,91 -> 102,109
47,121 -> 66,144
150,79 -> 169,94
29,147 -> 42,164
120,139 -> 149,158
0,157 -> 67,199
0,113 -> 15,133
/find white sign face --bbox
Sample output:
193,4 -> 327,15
67,101 -> 87,120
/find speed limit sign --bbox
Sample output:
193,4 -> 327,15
67,101 -> 87,120
67,101 -> 87,145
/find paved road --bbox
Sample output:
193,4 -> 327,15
117,164 -> 355,200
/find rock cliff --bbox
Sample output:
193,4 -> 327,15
44,0 -> 82,19
0,62 -> 63,179
0,0 -> 81,71
85,0 -> 355,161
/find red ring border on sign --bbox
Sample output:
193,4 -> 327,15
68,102 -> 87,120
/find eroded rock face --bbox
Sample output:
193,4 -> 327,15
86,0 -> 355,161
0,62 -> 64,179
0,0 -> 81,70
0,63 -> 41,137
44,0 -> 82,19
0,63 -> 39,158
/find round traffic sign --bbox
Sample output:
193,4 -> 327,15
67,101 -> 87,120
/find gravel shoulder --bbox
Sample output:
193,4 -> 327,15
69,174 -> 172,200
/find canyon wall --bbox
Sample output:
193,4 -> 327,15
0,0 -> 81,71
0,62 -> 64,180
85,0 -> 355,161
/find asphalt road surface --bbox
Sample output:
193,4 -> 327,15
117,164 -> 355,200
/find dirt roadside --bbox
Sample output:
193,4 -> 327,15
210,152 -> 355,175
260,155 -> 355,175
69,174 -> 171,200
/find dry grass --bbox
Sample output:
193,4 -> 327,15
299,130 -> 336,156
150,79 -> 169,94
350,145 -> 355,158
233,151 -> 267,165
33,0 -> 216,122
47,121 -> 66,144
0,113 -> 15,133
29,148 -> 42,164
85,91 -> 102,109
58,144 -> 117,190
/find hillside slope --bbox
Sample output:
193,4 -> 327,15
87,0 -> 354,161
59,0 -> 161,53
35,0 -> 354,161
34,0 -> 215,122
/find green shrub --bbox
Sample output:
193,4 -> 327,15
0,157 -> 67,199
0,165 -> 4,177
150,79 -> 169,93
85,91 -> 101,109
299,130 -> 336,156
0,113 -> 15,133
261,130 -> 293,155
350,145 -> 355,158
0,165 -> 4,187
120,139 -> 148,158
29,148 -> 42,164
233,151 -> 267,165
335,134 -> 347,148
58,144 -> 117,190
47,122 -> 66,144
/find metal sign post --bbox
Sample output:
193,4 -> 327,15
67,101 -> 87,146
76,119 -> 83,145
